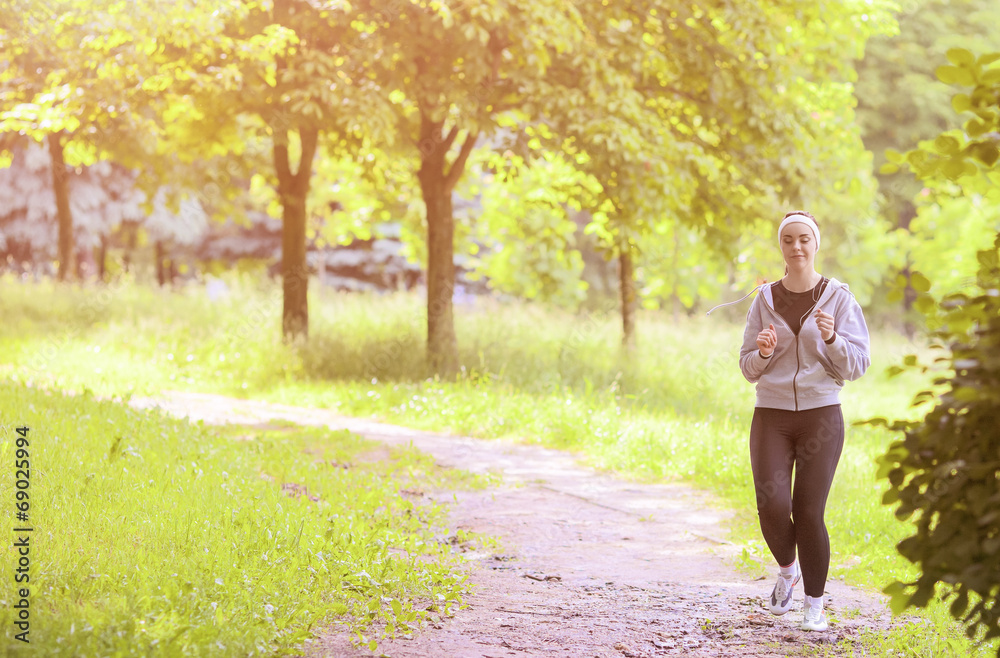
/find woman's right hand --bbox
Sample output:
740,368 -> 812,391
757,323 -> 777,357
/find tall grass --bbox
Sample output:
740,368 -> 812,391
0,380 -> 486,656
0,273 -> 990,656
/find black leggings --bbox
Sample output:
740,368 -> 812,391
749,405 -> 844,598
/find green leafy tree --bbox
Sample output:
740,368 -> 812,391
361,0 -> 896,363
855,0 -> 1000,328
874,48 -> 1000,648
0,137 -> 212,281
2,1 -> 100,279
148,0 -> 394,339
2,2 -> 206,280
0,137 -> 133,272
546,0 -> 892,344
0,0 -> 174,280
4,0 -> 390,333
357,0 -> 591,372
905,190 -> 1000,300
461,148 -> 600,307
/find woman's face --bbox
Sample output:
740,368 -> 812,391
780,222 -> 817,272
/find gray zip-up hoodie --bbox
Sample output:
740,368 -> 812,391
739,277 -> 871,411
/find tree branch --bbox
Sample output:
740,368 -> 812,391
273,125 -> 292,192
294,126 -> 320,194
417,110 -> 440,183
441,124 -> 459,154
444,129 -> 479,193
634,82 -> 706,106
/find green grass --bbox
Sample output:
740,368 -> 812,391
0,273 -> 993,656
0,380 -> 489,656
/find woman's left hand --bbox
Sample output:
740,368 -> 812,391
814,308 -> 835,341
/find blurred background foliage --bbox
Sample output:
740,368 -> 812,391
0,0 -> 997,337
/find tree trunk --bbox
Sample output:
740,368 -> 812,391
96,235 -> 107,282
619,242 -> 637,350
273,125 -> 319,341
281,188 -> 309,338
155,240 -> 166,287
47,133 -> 76,281
75,247 -> 84,280
123,223 -> 136,273
421,172 -> 457,374
415,112 -> 479,375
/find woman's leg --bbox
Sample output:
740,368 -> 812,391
791,405 -> 845,598
749,407 -> 797,567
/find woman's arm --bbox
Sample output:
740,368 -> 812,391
824,295 -> 871,381
739,295 -> 773,383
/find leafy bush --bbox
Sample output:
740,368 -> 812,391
875,235 -> 1000,643
874,47 -> 1000,651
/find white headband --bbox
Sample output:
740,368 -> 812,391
778,213 -> 820,249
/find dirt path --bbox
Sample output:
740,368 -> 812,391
132,391 -> 894,658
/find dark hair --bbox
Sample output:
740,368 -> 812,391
782,210 -> 819,227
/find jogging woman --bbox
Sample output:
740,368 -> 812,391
739,210 -> 871,631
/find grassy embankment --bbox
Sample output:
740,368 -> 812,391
0,377 -> 488,655
0,274 -> 990,657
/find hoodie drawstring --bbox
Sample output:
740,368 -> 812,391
705,284 -> 766,316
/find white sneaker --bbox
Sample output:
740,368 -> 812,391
768,564 -> 800,615
801,602 -> 828,631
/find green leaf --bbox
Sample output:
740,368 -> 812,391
884,581 -> 911,615
933,135 -> 961,155
879,162 -> 900,175
951,94 -> 972,114
913,295 -> 937,315
910,271 -> 932,293
970,143 -> 999,168
977,248 -> 999,270
936,65 -> 975,86
966,118 -> 990,138
946,48 -> 976,68
941,158 -> 974,181
910,583 -> 935,608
